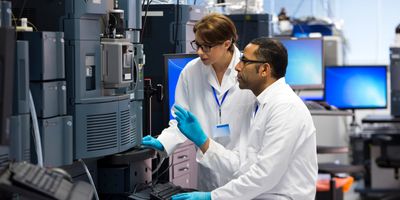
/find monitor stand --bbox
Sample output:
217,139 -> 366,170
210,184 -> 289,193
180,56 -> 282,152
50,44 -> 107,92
348,109 -> 363,135
349,109 -> 360,127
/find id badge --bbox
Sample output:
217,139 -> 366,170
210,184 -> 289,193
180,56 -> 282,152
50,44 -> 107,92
212,124 -> 231,138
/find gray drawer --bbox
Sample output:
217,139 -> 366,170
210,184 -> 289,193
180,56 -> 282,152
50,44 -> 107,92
172,147 -> 191,164
172,161 -> 191,179
172,173 -> 190,188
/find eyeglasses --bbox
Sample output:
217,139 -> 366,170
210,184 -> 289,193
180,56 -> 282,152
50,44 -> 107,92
190,40 -> 219,53
239,56 -> 268,66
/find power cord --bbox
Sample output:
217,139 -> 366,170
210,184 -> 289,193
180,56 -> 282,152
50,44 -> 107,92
78,159 -> 100,200
152,152 -> 166,175
29,90 -> 43,167
132,152 -> 173,194
152,161 -> 174,186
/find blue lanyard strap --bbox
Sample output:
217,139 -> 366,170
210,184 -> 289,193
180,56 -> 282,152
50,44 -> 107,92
212,87 -> 229,124
254,104 -> 259,118
211,87 -> 229,108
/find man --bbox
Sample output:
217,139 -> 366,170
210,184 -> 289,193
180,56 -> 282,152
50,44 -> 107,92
172,37 -> 318,200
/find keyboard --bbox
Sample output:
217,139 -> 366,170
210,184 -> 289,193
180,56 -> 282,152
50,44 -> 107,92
129,182 -> 196,200
304,100 -> 327,110
150,182 -> 183,200
0,161 -> 94,200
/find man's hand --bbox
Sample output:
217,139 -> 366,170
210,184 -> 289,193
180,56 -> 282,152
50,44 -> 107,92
174,105 -> 208,148
141,135 -> 164,151
171,192 -> 211,200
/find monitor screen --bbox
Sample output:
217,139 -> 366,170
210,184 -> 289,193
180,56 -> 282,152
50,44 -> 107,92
277,37 -> 324,89
164,54 -> 198,120
324,66 -> 387,109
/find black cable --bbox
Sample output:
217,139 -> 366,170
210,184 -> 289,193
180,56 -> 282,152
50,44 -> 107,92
101,16 -> 108,36
11,12 -> 17,28
108,12 -> 119,37
133,181 -> 151,194
18,0 -> 28,20
152,161 -> 174,186
142,0 -> 146,10
140,0 -> 151,43
174,0 -> 180,53
293,0 -> 306,18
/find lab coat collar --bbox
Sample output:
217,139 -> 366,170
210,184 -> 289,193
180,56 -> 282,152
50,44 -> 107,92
205,46 -> 240,94
256,77 -> 287,106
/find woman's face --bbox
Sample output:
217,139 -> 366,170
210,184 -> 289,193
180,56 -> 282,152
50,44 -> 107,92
194,33 -> 230,66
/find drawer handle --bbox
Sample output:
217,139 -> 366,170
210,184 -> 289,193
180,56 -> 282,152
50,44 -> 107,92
178,167 -> 189,172
178,155 -> 188,159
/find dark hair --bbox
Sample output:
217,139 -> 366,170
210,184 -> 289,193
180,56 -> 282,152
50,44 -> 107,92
250,37 -> 288,79
193,13 -> 238,52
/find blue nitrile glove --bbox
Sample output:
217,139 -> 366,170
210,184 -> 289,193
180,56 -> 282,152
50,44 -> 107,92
173,105 -> 208,147
171,192 -> 211,200
141,135 -> 164,151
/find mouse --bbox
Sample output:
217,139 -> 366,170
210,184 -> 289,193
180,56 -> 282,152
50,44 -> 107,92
317,101 -> 332,110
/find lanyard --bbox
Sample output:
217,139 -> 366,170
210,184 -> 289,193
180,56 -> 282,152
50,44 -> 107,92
254,104 -> 259,118
211,87 -> 229,124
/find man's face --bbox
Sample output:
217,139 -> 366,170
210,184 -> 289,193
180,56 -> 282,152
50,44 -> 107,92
235,43 -> 267,91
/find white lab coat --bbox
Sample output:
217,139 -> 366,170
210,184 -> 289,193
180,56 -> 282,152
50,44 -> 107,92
197,78 -> 318,200
157,46 -> 256,191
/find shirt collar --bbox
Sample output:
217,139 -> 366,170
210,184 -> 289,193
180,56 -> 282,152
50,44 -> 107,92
256,77 -> 287,105
206,45 -> 240,93
226,45 -> 241,75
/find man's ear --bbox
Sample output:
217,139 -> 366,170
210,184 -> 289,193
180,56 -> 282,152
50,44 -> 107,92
260,63 -> 271,77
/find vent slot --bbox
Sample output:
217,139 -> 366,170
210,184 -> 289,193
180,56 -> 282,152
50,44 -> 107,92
24,148 -> 30,161
131,115 -> 137,144
0,153 -> 9,170
86,112 -> 118,152
120,110 -> 132,146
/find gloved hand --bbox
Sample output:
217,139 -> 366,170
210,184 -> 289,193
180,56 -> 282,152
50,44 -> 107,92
171,192 -> 211,200
141,135 -> 164,151
173,105 -> 208,147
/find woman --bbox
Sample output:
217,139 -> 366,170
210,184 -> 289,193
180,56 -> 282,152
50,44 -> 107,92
142,13 -> 255,191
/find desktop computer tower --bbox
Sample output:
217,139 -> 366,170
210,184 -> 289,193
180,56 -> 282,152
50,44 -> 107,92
323,36 -> 344,66
142,4 -> 206,135
227,14 -> 271,50
10,41 -> 30,162
391,47 -> 400,116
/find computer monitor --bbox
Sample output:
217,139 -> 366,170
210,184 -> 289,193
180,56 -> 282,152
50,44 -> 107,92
276,37 -> 324,90
324,65 -> 387,109
163,53 -> 198,120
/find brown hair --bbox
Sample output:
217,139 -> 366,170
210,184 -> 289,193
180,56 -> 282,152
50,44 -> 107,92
193,13 -> 238,52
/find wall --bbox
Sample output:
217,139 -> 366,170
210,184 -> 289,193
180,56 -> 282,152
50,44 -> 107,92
269,0 -> 400,64
195,0 -> 400,64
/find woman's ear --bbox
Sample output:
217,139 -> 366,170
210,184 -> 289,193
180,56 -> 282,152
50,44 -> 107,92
223,40 -> 232,49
